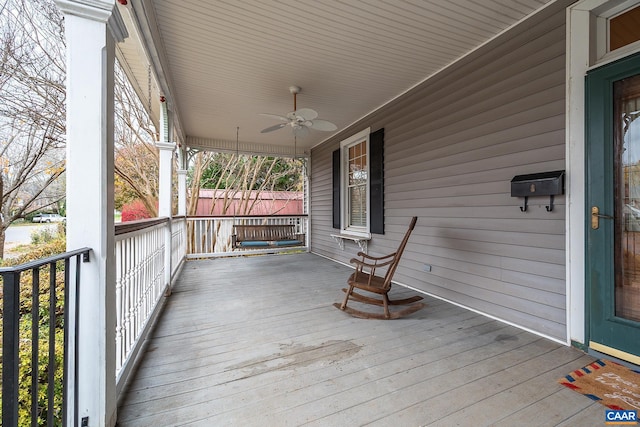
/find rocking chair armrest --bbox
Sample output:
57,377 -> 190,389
355,251 -> 397,262
349,257 -> 395,270
349,258 -> 379,273
350,257 -> 372,267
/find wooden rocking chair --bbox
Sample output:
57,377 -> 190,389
333,216 -> 425,319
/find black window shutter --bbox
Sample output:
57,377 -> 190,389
332,149 -> 341,229
370,128 -> 384,234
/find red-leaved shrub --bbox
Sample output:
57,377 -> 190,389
121,200 -> 152,222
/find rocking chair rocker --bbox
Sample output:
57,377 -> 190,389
334,216 -> 425,319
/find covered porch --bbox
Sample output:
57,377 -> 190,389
117,253 -> 598,426
6,0 -> 640,424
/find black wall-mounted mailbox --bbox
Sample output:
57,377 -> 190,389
511,170 -> 564,212
511,170 -> 564,197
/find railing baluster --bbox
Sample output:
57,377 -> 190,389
171,217 -> 186,279
123,239 -> 129,358
115,240 -> 123,369
130,235 -> 135,351
74,254 -> 83,427
140,229 -> 146,333
2,270 -> 21,427
62,257 -> 70,427
31,268 -> 40,427
132,234 -> 137,350
156,225 -> 163,296
47,262 -> 56,427
132,235 -> 138,353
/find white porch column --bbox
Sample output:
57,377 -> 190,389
157,141 -> 174,293
177,169 -> 187,216
157,141 -> 175,218
157,99 -> 175,291
157,99 -> 174,218
156,97 -> 176,295
55,1 -> 126,426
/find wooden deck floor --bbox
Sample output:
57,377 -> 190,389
117,253 -> 603,426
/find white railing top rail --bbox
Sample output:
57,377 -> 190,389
115,216 -> 187,233
116,216 -> 187,242
115,217 -> 169,239
186,214 -> 308,220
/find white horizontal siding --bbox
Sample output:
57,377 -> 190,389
311,1 -> 570,341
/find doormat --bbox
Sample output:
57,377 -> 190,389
558,359 -> 640,410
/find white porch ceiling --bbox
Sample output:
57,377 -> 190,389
118,0 -> 553,156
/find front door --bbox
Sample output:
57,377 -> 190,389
587,52 -> 640,363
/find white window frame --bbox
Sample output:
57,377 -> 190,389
340,127 -> 371,238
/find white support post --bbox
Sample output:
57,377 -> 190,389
157,99 -> 174,217
157,142 -> 175,218
157,141 -> 174,293
55,1 -> 127,426
177,169 -> 187,216
156,96 -> 176,296
157,100 -> 175,293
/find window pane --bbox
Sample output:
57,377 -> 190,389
349,160 -> 356,185
360,168 -> 368,184
344,137 -> 369,230
349,185 -> 366,227
610,6 -> 640,51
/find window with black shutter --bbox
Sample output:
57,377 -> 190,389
332,127 -> 384,236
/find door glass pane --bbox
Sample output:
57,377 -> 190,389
615,74 -> 640,322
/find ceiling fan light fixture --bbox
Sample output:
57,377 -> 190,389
260,86 -> 336,137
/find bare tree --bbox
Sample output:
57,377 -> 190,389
192,153 -> 303,216
187,150 -> 213,215
185,150 -> 304,252
0,0 -> 66,257
114,60 -> 160,217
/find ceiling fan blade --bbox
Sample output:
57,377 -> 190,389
293,125 -> 309,137
294,108 -> 318,121
261,123 -> 287,133
259,113 -> 289,122
310,119 -> 337,131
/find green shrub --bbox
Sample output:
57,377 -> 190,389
56,221 -> 66,237
0,238 -> 67,426
4,238 -> 66,268
30,227 -> 59,245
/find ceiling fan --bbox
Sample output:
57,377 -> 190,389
260,86 -> 337,137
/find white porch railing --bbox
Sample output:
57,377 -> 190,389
186,215 -> 308,257
112,215 -> 301,395
171,216 -> 187,279
114,217 -> 187,393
